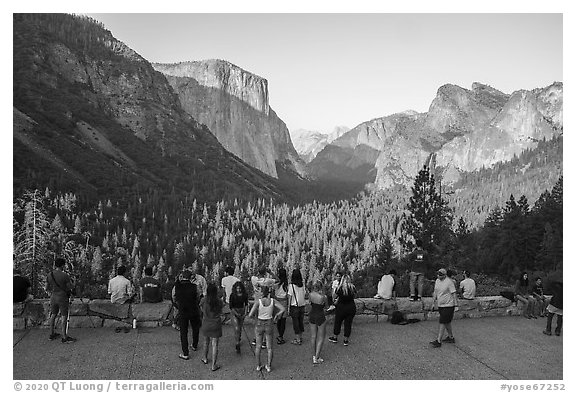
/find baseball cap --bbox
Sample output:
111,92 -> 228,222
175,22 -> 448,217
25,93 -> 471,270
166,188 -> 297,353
437,268 -> 447,276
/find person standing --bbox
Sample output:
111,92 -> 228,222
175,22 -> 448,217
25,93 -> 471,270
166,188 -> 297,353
248,286 -> 285,373
308,281 -> 327,364
459,270 -> 476,300
287,269 -> 306,345
326,271 -> 342,312
13,269 -> 33,303
328,274 -> 357,346
229,281 -> 249,354
108,265 -> 135,304
189,264 -> 207,300
273,268 -> 289,345
173,270 -> 201,360
139,267 -> 162,303
543,280 -> 562,336
200,283 -> 223,372
409,241 -> 427,301
374,269 -> 397,300
47,258 -> 76,343
221,266 -> 240,305
430,268 -> 458,347
250,266 -> 276,347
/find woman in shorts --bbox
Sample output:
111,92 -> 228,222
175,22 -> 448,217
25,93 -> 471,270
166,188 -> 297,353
308,281 -> 327,364
248,286 -> 285,372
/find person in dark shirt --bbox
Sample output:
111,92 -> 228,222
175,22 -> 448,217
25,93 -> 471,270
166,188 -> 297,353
173,270 -> 201,360
13,269 -> 33,303
543,280 -> 562,336
328,274 -> 357,346
531,277 -> 549,317
139,267 -> 162,303
47,258 -> 76,343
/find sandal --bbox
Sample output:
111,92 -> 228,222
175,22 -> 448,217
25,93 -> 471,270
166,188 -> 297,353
256,365 -> 263,371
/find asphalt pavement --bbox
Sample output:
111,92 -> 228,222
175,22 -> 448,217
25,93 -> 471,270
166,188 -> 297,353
13,315 -> 562,380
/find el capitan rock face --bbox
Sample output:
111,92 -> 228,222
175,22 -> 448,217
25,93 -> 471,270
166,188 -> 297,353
309,82 -> 563,189
13,14 -> 287,202
153,60 -> 305,179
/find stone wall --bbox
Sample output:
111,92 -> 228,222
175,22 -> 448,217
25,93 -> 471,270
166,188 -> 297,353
13,296 -> 526,330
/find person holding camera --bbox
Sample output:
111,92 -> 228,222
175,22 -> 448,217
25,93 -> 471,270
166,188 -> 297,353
47,258 -> 76,343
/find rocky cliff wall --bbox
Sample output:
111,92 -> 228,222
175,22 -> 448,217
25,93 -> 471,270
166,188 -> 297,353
154,60 -> 304,179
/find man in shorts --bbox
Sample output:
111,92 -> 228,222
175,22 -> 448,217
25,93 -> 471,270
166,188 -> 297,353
430,268 -> 457,347
47,258 -> 76,343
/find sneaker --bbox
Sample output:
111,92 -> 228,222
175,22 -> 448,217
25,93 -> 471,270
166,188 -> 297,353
326,305 -> 336,312
49,333 -> 61,341
61,336 -> 77,344
265,365 -> 271,373
261,343 -> 267,349
190,346 -> 197,352
251,339 -> 256,346
291,338 -> 301,345
328,336 -> 338,343
172,323 -> 180,331
442,336 -> 456,343
409,296 -> 416,302
179,354 -> 190,360
256,365 -> 263,371
343,339 -> 349,346
276,337 -> 285,345
543,330 -> 552,336
430,340 -> 442,348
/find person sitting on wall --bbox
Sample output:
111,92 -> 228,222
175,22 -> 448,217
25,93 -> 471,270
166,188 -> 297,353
459,270 -> 476,300
108,265 -> 135,304
139,266 -> 162,303
374,269 -> 397,300
13,268 -> 33,304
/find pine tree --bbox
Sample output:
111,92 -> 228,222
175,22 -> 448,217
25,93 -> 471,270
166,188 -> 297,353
13,190 -> 54,296
402,166 -> 454,268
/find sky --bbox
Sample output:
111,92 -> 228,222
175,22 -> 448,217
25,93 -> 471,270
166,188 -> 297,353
87,13 -> 562,135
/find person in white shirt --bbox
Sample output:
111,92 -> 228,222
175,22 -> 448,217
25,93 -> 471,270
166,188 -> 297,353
108,265 -> 135,304
430,268 -> 458,347
374,269 -> 397,300
221,266 -> 240,304
459,270 -> 476,300
326,271 -> 342,312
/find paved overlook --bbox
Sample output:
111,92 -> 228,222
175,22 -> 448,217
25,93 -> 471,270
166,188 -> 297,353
13,316 -> 562,380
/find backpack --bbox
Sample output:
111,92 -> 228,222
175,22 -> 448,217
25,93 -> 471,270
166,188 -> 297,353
390,310 -> 420,325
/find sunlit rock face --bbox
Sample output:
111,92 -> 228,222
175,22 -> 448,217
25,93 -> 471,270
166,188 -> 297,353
153,60 -> 305,178
308,82 -> 562,190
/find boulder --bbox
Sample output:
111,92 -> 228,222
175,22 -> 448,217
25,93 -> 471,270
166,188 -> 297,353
477,296 -> 513,311
22,300 -> 50,327
102,319 -> 133,329
132,301 -> 172,322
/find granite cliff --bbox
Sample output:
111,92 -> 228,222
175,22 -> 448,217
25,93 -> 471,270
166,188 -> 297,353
153,60 -> 305,179
292,127 -> 349,163
309,82 -> 563,190
13,14 -> 286,202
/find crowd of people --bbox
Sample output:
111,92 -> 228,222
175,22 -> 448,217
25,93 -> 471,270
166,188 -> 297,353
13,254 -> 563,373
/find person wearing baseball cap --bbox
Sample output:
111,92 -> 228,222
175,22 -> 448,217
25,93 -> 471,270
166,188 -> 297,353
430,268 -> 458,348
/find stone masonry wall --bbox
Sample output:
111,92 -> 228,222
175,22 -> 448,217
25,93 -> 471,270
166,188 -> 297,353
13,296 -> 526,330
